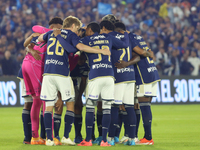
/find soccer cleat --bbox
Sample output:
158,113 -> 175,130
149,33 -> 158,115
138,138 -> 154,145
92,136 -> 102,145
100,140 -> 111,147
134,137 -> 140,144
46,139 -> 55,146
53,137 -> 62,145
23,140 -> 31,144
39,137 -> 46,145
61,137 -> 76,146
114,136 -> 119,143
107,137 -> 115,145
119,136 -> 129,144
74,136 -> 83,143
77,140 -> 92,146
126,139 -> 135,146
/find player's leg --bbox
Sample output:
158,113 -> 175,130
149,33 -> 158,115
100,77 -> 114,147
134,98 -> 140,142
78,79 -> 100,146
107,83 -> 124,145
123,83 -> 136,146
40,76 -> 58,146
57,77 -> 75,146
137,83 -> 157,145
40,103 -> 46,141
74,85 -> 83,143
92,100 -> 102,144
53,91 -> 63,145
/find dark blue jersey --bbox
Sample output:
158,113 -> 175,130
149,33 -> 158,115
70,63 -> 90,86
109,31 -> 136,84
129,33 -> 160,85
17,67 -> 23,79
82,32 -> 129,80
42,29 -> 79,77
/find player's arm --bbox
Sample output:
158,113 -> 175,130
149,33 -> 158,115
24,33 -> 41,47
115,52 -> 141,69
26,43 -> 42,60
133,46 -> 153,58
111,32 -> 129,49
38,33 -> 47,42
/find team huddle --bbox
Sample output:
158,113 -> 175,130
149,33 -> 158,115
17,14 -> 160,146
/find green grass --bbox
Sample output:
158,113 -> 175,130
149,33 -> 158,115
0,105 -> 199,150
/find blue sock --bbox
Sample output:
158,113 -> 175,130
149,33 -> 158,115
115,110 -> 123,137
108,105 -> 119,138
135,109 -> 140,138
139,102 -> 152,140
64,111 -> 74,138
97,111 -> 102,136
22,109 -> 32,141
102,109 -> 111,142
44,111 -> 53,140
122,111 -> 129,136
54,113 -> 61,138
40,111 -> 46,139
85,108 -> 94,142
74,114 -> 82,138
92,113 -> 95,140
124,105 -> 136,139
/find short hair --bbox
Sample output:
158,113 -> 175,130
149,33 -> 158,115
99,20 -> 115,31
87,22 -> 100,33
114,22 -> 126,31
48,17 -> 63,26
102,14 -> 118,24
63,16 -> 82,28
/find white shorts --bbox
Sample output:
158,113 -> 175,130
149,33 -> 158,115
40,75 -> 75,102
86,77 -> 114,101
20,79 -> 33,102
114,82 -> 135,105
136,82 -> 158,97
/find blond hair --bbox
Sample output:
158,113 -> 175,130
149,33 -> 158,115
63,16 -> 82,28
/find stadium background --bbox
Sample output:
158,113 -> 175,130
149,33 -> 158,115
0,0 -> 200,107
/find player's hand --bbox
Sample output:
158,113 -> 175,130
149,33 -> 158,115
31,32 -> 41,37
53,29 -> 61,37
55,99 -> 63,112
28,45 -> 42,60
101,48 -> 111,56
149,49 -> 154,58
115,60 -> 128,69
126,30 -> 130,34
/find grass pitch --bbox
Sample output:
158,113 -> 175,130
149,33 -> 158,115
0,104 -> 199,150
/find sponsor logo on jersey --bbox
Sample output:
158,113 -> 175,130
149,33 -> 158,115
115,34 -> 124,39
92,63 -> 112,69
45,59 -> 64,65
117,67 -> 134,73
147,67 -> 157,73
90,35 -> 105,40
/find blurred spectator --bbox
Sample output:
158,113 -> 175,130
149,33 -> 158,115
180,53 -> 194,75
188,50 -> 200,76
155,47 -> 168,75
170,49 -> 180,76
0,50 -> 15,76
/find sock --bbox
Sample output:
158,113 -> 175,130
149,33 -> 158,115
115,110 -> 123,137
122,111 -> 129,137
22,109 -> 32,141
135,109 -> 140,138
108,105 -> 119,138
139,102 -> 152,140
54,113 -> 61,138
102,109 -> 111,142
92,113 -> 95,140
74,114 -> 82,138
96,110 -> 103,136
64,111 -> 74,138
85,108 -> 94,142
124,105 -> 136,139
40,111 -> 46,139
31,97 -> 42,138
44,111 -> 53,140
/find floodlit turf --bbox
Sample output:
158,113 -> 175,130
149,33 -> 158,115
0,104 -> 199,150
